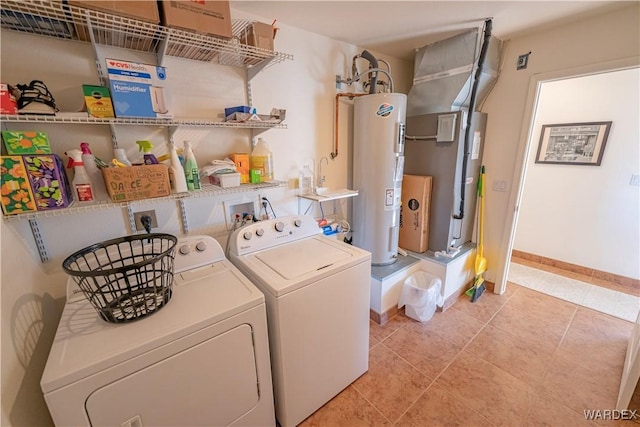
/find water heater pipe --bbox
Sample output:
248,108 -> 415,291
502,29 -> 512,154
359,50 -> 379,94
332,92 -> 366,159
453,18 -> 492,221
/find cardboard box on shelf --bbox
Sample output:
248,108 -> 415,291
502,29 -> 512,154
102,165 -> 170,202
229,153 -> 250,184
1,156 -> 38,215
23,154 -> 73,211
240,21 -> 274,51
399,175 -> 432,253
105,59 -> 171,119
158,0 -> 232,39
67,1 -> 159,44
82,85 -> 115,118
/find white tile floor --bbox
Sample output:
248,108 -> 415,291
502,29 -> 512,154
508,262 -> 640,322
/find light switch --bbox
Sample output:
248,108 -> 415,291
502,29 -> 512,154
492,180 -> 507,192
630,174 -> 640,186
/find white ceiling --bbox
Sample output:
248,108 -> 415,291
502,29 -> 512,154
230,1 -> 630,60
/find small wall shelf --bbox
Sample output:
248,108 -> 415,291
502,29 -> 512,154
297,189 -> 358,215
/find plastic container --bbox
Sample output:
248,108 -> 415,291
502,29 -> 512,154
114,148 -> 132,166
250,138 -> 274,182
80,142 -> 109,201
183,140 -> 200,191
62,233 -> 177,323
299,163 -> 314,195
397,271 -> 444,322
168,142 -> 188,193
66,149 -> 94,203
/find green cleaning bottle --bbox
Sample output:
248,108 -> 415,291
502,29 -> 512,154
183,141 -> 200,191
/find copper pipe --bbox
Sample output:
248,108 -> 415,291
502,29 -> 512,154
332,92 -> 366,159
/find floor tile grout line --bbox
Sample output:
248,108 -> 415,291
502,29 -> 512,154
347,383 -> 394,426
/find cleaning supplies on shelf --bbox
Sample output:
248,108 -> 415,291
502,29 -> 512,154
168,142 -> 188,193
136,140 -> 159,165
299,163 -> 314,195
113,148 -> 132,166
250,138 -> 274,182
80,142 -> 108,201
183,140 -> 200,191
66,149 -> 94,203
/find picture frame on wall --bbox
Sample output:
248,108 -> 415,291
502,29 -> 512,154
535,121 -> 612,166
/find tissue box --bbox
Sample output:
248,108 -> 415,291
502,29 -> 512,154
102,165 -> 170,202
106,58 -> 171,119
1,83 -> 18,114
209,172 -> 240,188
1,156 -> 37,215
2,131 -> 51,155
23,155 -> 73,211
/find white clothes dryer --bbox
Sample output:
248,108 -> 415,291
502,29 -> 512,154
41,235 -> 275,427
228,215 -> 371,427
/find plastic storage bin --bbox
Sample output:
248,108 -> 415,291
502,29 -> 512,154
62,234 -> 177,323
397,271 -> 443,322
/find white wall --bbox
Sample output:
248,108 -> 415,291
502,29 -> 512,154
0,9 -> 411,426
480,2 -> 640,284
514,68 -> 640,279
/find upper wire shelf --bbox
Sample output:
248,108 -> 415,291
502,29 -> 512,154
0,0 -> 294,68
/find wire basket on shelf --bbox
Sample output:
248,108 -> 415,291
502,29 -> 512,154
62,234 -> 178,324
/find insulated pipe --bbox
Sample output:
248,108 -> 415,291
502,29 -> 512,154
454,18 -> 492,221
359,50 -> 379,94
332,93 -> 366,159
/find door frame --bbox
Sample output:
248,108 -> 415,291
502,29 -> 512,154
493,55 -> 640,295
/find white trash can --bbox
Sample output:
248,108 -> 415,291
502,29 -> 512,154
397,271 -> 444,322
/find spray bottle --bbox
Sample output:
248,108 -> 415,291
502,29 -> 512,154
168,142 -> 188,193
66,149 -> 94,203
80,142 -> 109,201
137,140 -> 159,164
183,140 -> 200,191
113,147 -> 132,166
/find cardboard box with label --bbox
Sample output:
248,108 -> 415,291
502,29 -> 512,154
399,175 -> 432,253
159,0 -> 232,39
106,59 -> 172,119
102,165 -> 170,202
0,84 -> 18,114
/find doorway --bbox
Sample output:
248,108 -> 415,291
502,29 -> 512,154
494,58 -> 640,298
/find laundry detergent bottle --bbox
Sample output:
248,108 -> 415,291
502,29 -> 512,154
80,142 -> 109,201
250,138 -> 274,182
66,149 -> 94,203
183,140 -> 200,191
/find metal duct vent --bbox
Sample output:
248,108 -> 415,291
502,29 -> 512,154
407,28 -> 502,117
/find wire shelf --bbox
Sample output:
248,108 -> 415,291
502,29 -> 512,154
2,181 -> 287,222
0,114 -> 287,130
0,0 -> 293,68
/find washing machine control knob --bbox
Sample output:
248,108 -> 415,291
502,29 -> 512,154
243,231 -> 253,240
274,221 -> 285,232
195,241 -> 207,252
294,219 -> 302,227
179,245 -> 191,255
256,228 -> 264,237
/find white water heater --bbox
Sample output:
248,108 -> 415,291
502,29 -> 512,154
352,93 -> 407,265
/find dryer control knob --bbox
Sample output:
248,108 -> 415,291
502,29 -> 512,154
243,231 -> 253,240
294,219 -> 302,227
256,228 -> 264,237
179,245 -> 191,255
195,241 -> 207,252
274,221 -> 285,232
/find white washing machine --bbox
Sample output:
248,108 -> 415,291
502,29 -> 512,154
41,235 -> 275,427
228,215 -> 371,427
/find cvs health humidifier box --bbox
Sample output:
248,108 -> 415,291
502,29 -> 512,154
106,59 -> 172,119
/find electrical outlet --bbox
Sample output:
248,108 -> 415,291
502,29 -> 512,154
630,174 -> 640,186
133,210 -> 158,231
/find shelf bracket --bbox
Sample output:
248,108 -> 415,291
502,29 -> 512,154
85,10 -> 109,87
168,126 -> 179,145
177,199 -> 189,235
247,57 -> 275,81
157,34 -> 170,67
28,218 -> 49,263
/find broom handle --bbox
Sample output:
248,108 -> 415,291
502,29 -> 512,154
478,167 -> 485,258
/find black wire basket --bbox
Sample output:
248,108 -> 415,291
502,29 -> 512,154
62,234 -> 178,324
